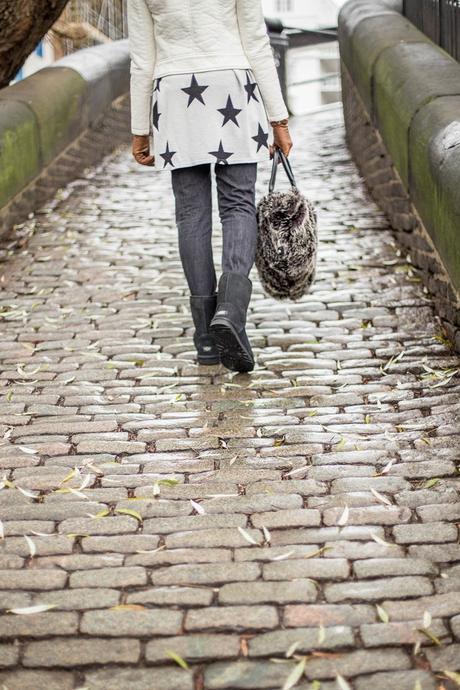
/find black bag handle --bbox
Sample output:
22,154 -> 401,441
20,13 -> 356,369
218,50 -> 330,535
269,147 -> 297,193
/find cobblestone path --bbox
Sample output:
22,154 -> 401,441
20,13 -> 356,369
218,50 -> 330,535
0,108 -> 459,690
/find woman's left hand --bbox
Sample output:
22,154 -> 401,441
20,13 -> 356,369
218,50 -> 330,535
132,134 -> 155,166
269,119 -> 293,158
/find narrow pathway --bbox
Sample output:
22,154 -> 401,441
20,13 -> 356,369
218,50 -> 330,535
0,108 -> 459,690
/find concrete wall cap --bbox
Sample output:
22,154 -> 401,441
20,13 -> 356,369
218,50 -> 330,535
49,40 -> 129,85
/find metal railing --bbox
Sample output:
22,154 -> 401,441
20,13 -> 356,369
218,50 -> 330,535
266,18 -> 338,109
403,0 -> 460,61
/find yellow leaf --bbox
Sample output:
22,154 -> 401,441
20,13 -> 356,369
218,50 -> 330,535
115,508 -> 143,522
166,650 -> 189,671
318,625 -> 326,644
60,468 -> 77,485
444,670 -> 460,686
110,604 -> 146,611
93,509 -> 110,519
417,628 -> 442,646
376,605 -> 389,623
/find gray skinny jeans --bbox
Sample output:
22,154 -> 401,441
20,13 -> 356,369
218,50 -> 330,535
171,162 -> 258,296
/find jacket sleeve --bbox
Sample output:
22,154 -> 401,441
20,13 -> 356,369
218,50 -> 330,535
127,0 -> 156,135
236,0 -> 289,122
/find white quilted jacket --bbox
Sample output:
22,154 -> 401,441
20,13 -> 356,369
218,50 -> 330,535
128,0 -> 289,134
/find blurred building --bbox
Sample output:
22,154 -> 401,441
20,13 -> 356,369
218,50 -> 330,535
263,0 -> 344,114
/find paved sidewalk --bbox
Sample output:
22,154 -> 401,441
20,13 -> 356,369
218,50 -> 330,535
0,108 -> 459,690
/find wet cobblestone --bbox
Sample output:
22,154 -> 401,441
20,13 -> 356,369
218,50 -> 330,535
0,108 -> 459,689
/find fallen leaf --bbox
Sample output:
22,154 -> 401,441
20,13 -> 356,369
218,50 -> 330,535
370,488 -> 392,506
337,505 -> 349,527
418,628 -> 442,646
8,604 -> 57,615
444,670 -> 460,686
379,459 -> 395,475
237,527 -> 259,546
115,508 -> 142,522
24,535 -> 36,558
304,546 -> 331,559
376,605 -> 389,623
60,468 -> 77,485
336,675 -> 352,690
110,604 -> 146,611
423,611 -> 432,629
93,509 -> 110,518
190,500 -> 205,515
370,532 -> 392,547
270,551 -> 295,562
135,546 -> 166,555
423,478 -> 440,489
17,487 -> 40,499
318,625 -> 326,644
18,446 -> 38,455
166,650 -> 189,671
283,657 -> 306,690
285,640 -> 301,658
335,436 -> 346,449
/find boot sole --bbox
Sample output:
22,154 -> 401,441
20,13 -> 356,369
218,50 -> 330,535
210,318 -> 254,373
197,355 -> 221,365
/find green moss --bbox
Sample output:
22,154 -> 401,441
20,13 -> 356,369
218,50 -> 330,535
374,42 -> 460,186
351,15 -> 427,114
0,67 -> 87,167
410,97 -> 460,292
0,101 -> 40,208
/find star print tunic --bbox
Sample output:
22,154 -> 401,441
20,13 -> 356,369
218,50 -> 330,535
152,69 -> 270,170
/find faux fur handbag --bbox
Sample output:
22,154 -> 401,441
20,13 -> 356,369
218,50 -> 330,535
256,148 -> 318,301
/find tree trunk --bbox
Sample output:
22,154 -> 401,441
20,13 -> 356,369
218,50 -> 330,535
0,0 -> 70,89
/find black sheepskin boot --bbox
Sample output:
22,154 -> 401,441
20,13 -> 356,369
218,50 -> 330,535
209,272 -> 254,373
189,294 -> 220,365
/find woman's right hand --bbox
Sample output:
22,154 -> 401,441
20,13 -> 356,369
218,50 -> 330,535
132,134 -> 155,166
270,119 -> 293,158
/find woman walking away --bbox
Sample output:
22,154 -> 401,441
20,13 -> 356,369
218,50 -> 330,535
128,0 -> 293,372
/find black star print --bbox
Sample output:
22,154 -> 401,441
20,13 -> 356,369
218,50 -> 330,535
152,101 -> 161,131
154,77 -> 162,92
252,124 -> 269,152
209,140 -> 233,165
244,72 -> 259,103
218,95 -> 242,127
160,142 -> 176,168
181,74 -> 209,107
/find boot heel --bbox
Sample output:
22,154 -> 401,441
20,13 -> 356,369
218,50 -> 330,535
210,318 -> 254,373
190,294 -> 220,366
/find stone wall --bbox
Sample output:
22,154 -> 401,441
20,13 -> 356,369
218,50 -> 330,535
0,41 -> 131,237
339,0 -> 460,349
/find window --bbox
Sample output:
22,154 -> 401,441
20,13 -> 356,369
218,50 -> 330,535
276,0 -> 293,12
